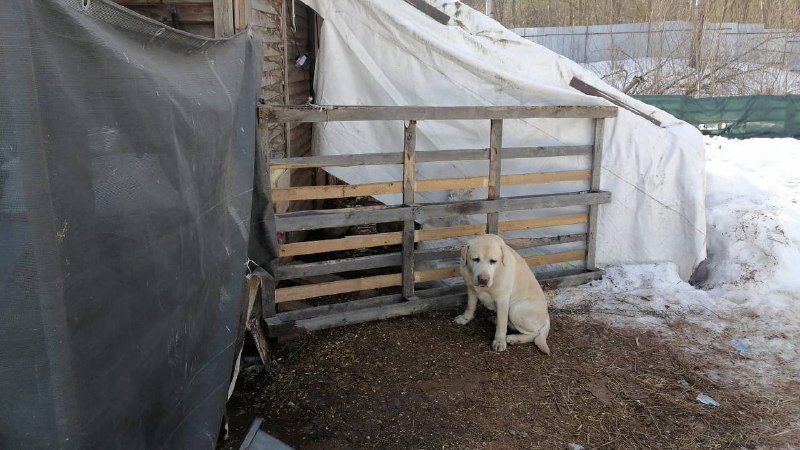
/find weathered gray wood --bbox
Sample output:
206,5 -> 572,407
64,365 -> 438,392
415,190 -> 612,221
259,271 -> 277,318
487,119 -> 503,234
275,253 -> 403,280
271,153 -> 404,168
275,205 -> 413,232
268,145 -> 593,169
245,301 -> 271,367
538,269 -> 605,290
264,270 -> 604,337
275,191 -> 610,232
213,0 -> 235,37
267,293 -> 466,336
569,77 -> 662,127
403,0 -> 450,24
402,120 -> 417,299
414,233 -> 587,264
586,119 -> 605,270
260,105 -> 619,123
265,284 -> 461,326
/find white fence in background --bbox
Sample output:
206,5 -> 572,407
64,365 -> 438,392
511,21 -> 800,69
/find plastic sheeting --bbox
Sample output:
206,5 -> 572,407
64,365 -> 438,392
301,0 -> 706,280
0,0 -> 259,447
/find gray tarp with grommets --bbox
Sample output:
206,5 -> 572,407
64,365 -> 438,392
0,0 -> 261,447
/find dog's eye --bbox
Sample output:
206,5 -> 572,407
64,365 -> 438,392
489,259 -> 497,264
472,257 -> 480,263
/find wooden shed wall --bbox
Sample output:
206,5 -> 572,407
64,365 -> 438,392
113,0 -> 317,207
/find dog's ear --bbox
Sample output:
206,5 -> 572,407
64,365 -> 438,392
501,243 -> 506,266
462,244 -> 470,265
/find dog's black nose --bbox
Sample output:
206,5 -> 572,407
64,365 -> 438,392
477,276 -> 489,286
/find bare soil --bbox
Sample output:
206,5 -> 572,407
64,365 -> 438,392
223,308 -> 794,449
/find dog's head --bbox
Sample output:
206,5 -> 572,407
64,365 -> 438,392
462,234 -> 506,288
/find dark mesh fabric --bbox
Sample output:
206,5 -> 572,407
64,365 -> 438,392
635,94 -> 800,138
0,0 -> 260,448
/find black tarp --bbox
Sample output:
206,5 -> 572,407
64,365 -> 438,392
0,0 -> 261,447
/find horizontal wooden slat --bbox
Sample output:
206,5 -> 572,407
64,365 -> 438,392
274,250 -> 587,302
279,213 -> 588,257
275,205 -> 413,232
271,170 -> 591,202
268,145 -> 592,170
276,273 -> 401,303
276,233 -> 587,280
259,105 -> 618,123
415,191 -> 610,221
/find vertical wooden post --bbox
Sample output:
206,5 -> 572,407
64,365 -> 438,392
402,120 -> 417,300
586,118 -> 605,270
487,119 -> 503,234
213,0 -> 235,38
233,0 -> 250,32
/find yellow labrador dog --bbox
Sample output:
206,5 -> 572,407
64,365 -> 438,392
454,234 -> 551,354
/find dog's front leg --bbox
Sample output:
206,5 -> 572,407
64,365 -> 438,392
492,297 -> 510,351
453,288 -> 478,325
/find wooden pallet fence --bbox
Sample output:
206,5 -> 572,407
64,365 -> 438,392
258,105 -> 615,336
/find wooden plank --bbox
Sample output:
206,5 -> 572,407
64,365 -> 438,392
487,119 -> 502,234
275,205 -> 413,232
275,253 -> 403,280
267,285 -> 460,326
259,105 -> 619,123
414,191 -> 611,221
402,120 -> 417,299
212,0 -> 234,37
271,180 -> 401,202
414,250 -> 587,284
233,0 -> 249,31
266,270 -> 604,337
275,233 -> 587,280
276,273 -> 402,303
270,170 -> 591,202
569,77 -> 662,127
586,119 -> 605,270
268,145 -> 592,170
278,213 -> 588,257
267,292 -> 465,337
274,250 -> 586,303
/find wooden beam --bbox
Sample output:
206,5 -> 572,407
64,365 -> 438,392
266,270 -> 604,337
414,190 -> 611,221
586,119 -> 606,270
487,119 -> 503,234
569,77 -> 662,127
402,120 -> 417,299
268,145 -> 593,170
278,213 -> 588,257
233,0 -> 249,31
213,0 -> 235,37
275,205 -> 412,232
274,250 -> 586,303
270,170 -> 592,202
259,105 -> 619,123
275,233 -> 587,280
275,254 -> 402,280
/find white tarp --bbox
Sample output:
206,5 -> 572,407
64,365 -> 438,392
300,0 -> 706,280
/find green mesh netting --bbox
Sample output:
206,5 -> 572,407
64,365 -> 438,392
634,95 -> 800,139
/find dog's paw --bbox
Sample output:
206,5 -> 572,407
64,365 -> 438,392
453,314 -> 472,325
492,338 -> 507,352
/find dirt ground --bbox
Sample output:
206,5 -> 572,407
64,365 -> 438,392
222,307 -> 795,449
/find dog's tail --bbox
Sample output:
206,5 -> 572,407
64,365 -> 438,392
534,320 -> 551,355
534,334 -> 550,355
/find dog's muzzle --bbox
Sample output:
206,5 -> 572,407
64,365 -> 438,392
476,275 -> 490,287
